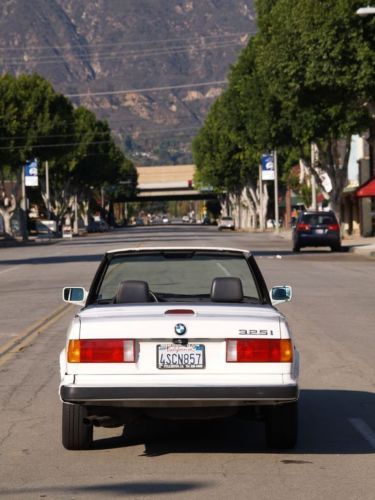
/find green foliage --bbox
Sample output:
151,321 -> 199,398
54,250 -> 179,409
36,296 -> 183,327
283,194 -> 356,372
0,73 -> 137,204
194,0 -> 375,215
0,73 -> 74,170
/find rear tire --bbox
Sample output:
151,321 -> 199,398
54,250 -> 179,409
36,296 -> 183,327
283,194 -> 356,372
265,401 -> 298,449
62,403 -> 93,450
292,245 -> 300,252
331,244 -> 341,252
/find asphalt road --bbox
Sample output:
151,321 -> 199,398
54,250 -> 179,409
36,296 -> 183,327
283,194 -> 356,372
0,226 -> 374,499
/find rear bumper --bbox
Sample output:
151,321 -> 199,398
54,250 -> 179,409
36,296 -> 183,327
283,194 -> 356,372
60,384 -> 299,405
295,233 -> 340,247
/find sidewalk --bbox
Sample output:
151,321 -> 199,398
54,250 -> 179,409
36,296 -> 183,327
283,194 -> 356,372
0,234 -> 61,247
276,230 -> 375,258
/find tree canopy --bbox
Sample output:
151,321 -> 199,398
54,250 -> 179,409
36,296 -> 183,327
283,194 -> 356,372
0,73 -> 137,235
193,0 -> 375,220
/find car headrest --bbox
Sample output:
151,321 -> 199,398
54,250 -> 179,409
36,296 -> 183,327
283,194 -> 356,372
115,280 -> 150,303
210,277 -> 244,303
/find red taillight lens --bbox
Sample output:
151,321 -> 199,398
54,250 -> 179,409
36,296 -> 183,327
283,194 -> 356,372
297,223 -> 310,231
327,223 -> 339,231
226,339 -> 293,362
165,309 -> 195,315
68,339 -> 135,363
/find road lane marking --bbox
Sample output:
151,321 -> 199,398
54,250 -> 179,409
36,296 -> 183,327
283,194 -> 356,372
0,266 -> 19,275
0,303 -> 74,367
349,418 -> 375,449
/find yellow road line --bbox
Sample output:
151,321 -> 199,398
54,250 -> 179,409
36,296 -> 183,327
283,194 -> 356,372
0,303 -> 74,367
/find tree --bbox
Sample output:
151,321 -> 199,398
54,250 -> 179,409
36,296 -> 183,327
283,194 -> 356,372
0,73 -> 137,237
0,73 -> 74,237
193,39 -> 276,228
39,106 -> 137,230
254,0 -> 375,217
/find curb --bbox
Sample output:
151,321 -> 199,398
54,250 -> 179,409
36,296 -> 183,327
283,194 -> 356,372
0,237 -> 62,248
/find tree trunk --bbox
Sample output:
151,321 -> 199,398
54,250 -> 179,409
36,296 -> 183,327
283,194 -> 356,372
0,194 -> 17,238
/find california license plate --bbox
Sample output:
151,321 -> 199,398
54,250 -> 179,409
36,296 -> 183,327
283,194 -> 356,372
157,344 -> 205,369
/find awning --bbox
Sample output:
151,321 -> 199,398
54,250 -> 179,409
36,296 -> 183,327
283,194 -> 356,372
356,177 -> 375,197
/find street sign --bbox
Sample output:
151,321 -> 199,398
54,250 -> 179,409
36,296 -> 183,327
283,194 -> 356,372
261,154 -> 275,181
24,159 -> 39,186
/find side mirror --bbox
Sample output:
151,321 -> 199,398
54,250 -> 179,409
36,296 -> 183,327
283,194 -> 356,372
62,287 -> 88,306
270,285 -> 292,306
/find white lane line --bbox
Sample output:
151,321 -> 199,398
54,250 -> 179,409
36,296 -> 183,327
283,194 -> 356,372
0,266 -> 19,275
349,418 -> 375,449
216,262 -> 231,276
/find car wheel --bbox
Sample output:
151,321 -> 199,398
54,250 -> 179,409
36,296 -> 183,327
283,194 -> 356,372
292,245 -> 300,252
331,244 -> 341,252
265,401 -> 298,449
62,403 -> 93,450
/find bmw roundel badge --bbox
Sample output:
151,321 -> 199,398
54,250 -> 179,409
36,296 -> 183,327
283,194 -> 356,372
175,323 -> 187,335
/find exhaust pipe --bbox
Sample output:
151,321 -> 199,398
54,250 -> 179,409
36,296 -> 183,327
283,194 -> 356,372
83,415 -> 112,427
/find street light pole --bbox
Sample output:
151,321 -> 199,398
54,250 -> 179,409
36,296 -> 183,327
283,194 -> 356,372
21,164 -> 28,241
45,160 -> 50,219
273,150 -> 279,233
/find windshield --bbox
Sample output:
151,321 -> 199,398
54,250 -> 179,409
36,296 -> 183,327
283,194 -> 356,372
95,251 -> 261,303
301,213 -> 337,225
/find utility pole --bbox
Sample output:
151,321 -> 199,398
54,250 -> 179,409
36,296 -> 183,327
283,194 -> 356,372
45,160 -> 50,219
311,143 -> 317,210
73,194 -> 78,235
259,163 -> 264,231
21,165 -> 28,241
274,150 -> 279,233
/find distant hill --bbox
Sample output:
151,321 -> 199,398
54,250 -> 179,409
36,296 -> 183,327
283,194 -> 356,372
0,0 -> 256,163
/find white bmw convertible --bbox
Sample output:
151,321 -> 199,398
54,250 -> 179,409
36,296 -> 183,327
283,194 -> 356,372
60,247 -> 299,450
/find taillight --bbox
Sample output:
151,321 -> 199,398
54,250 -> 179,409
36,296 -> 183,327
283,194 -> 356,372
327,223 -> 339,231
226,339 -> 293,362
165,309 -> 195,315
68,339 -> 135,363
297,223 -> 310,231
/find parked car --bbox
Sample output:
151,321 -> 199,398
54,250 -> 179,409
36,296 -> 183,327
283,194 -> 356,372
292,211 -> 341,252
218,216 -> 235,231
182,215 -> 190,224
60,247 -> 299,450
88,219 -> 109,233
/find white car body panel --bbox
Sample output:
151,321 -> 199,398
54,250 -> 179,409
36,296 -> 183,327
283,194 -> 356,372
60,304 -> 299,400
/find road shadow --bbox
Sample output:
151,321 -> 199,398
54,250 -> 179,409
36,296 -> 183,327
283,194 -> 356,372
252,248 -> 352,258
0,480 -> 214,497
91,389 -> 375,455
0,253 -> 104,266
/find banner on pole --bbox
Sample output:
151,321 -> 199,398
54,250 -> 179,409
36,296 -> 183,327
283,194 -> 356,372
24,159 -> 38,186
261,154 -> 275,181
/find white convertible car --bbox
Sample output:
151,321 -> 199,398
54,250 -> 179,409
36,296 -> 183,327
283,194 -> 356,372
60,247 -> 299,450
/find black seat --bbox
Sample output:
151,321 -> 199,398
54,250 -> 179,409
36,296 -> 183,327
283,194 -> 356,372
210,277 -> 243,303
115,280 -> 150,303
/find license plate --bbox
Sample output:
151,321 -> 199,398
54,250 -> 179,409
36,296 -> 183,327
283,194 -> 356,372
157,344 -> 205,369
314,229 -> 325,234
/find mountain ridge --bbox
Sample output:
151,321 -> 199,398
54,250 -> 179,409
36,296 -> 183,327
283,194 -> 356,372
0,0 -> 256,163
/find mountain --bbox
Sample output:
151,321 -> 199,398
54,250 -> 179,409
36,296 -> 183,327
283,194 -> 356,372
0,0 -> 256,163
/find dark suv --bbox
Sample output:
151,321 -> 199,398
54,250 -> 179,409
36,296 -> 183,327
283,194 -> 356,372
292,211 -> 341,252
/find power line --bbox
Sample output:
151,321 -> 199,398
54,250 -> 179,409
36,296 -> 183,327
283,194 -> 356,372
66,81 -> 227,98
2,40 -> 246,66
0,31 -> 252,53
0,140 -> 112,151
0,126 -> 200,142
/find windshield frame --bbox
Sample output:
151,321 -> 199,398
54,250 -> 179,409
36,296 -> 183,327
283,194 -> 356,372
86,249 -> 270,306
